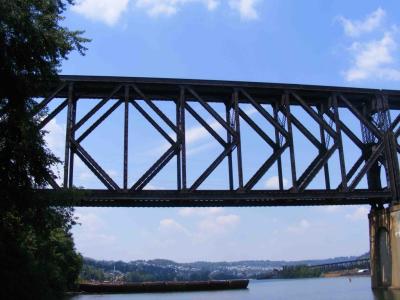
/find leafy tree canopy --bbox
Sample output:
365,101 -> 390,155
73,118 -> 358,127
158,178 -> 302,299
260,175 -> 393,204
0,1 -> 89,299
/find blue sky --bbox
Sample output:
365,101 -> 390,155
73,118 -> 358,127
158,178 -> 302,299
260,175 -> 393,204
43,0 -> 400,262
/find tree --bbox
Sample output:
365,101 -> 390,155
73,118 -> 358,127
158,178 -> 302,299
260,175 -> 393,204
0,1 -> 89,299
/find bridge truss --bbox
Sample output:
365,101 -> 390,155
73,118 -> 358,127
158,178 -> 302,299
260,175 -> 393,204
33,75 -> 400,207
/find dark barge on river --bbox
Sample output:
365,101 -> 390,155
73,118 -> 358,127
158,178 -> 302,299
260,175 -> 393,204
79,279 -> 249,293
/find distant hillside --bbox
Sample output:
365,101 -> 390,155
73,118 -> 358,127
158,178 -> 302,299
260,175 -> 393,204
80,252 -> 369,282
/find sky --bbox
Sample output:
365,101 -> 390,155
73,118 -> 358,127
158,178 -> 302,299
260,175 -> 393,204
42,0 -> 400,262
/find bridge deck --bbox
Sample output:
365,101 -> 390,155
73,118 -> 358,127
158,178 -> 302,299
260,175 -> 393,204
41,75 -> 400,108
40,189 -> 390,207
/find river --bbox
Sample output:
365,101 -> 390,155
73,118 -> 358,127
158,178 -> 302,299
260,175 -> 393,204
70,277 -> 400,300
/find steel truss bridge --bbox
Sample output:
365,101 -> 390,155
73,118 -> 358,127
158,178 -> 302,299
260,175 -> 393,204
308,258 -> 370,272
34,75 -> 400,207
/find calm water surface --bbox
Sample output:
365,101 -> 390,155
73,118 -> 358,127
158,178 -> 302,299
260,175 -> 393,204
70,277 -> 400,300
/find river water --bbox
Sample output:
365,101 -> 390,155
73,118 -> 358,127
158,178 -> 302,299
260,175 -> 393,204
70,277 -> 400,300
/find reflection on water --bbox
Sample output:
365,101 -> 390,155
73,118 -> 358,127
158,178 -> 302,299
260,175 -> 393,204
70,277 -> 400,300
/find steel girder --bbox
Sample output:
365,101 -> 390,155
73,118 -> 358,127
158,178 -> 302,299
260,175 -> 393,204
32,75 -> 400,207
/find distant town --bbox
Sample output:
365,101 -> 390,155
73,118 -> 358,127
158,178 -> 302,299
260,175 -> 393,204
81,253 -> 370,283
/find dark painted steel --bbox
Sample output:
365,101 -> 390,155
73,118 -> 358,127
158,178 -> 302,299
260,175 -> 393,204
284,92 -> 298,191
33,82 -> 67,115
63,83 -> 73,188
39,99 -> 68,129
318,105 -> 331,190
179,87 -> 187,190
226,102 -> 234,191
73,85 -> 122,131
332,94 -> 348,190
273,104 -> 284,190
68,98 -> 77,188
124,85 -> 129,190
38,189 -> 391,207
185,103 -> 226,146
76,100 -> 122,143
31,75 -> 400,207
233,89 -> 244,190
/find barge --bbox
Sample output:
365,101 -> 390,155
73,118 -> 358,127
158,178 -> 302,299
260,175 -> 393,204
79,279 -> 249,293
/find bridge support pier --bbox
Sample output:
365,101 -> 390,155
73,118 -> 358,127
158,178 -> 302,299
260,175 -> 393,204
369,204 -> 400,289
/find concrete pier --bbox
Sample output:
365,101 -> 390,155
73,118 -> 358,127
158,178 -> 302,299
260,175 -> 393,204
369,204 -> 400,289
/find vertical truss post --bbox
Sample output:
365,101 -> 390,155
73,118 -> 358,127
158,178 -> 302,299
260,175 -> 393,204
361,99 -> 382,192
179,87 -> 187,190
284,91 -> 297,191
226,101 -> 234,190
318,104 -> 331,190
273,103 -> 284,190
387,131 -> 400,202
378,94 -> 400,202
68,97 -> 77,188
176,97 -> 181,190
233,89 -> 243,190
332,94 -> 347,190
384,131 -> 398,201
123,85 -> 129,190
64,82 -> 74,188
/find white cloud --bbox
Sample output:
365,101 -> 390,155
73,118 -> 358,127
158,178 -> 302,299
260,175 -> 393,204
152,210 -> 240,247
345,32 -> 400,81
216,214 -> 240,225
148,115 -> 223,157
186,142 -> 216,156
78,171 -> 94,182
43,119 -> 120,188
156,209 -> 240,245
229,0 -> 259,20
136,0 -> 260,18
75,211 -> 104,231
287,219 -> 310,234
77,167 -> 118,185
338,8 -> 385,37
72,0 -> 129,25
159,218 -> 190,235
135,0 -> 177,17
74,210 -> 117,245
44,118 -> 65,158
135,0 -> 220,17
108,169 -> 118,177
75,232 -> 116,244
265,176 -> 288,189
338,8 -> 400,82
178,207 -> 224,217
43,118 -> 65,185
185,106 -> 257,145
206,0 -> 219,11
185,119 -> 223,145
72,0 -> 261,23
144,183 -> 164,190
197,214 -> 240,234
152,107 -> 258,158
320,205 -> 341,213
346,206 -> 370,221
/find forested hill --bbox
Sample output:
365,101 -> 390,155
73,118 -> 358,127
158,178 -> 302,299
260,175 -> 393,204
80,253 -> 369,282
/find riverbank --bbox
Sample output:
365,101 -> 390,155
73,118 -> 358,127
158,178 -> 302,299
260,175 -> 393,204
322,270 -> 370,278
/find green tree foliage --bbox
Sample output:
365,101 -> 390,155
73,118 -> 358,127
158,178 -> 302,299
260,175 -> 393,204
279,265 -> 322,279
0,1 -> 89,299
80,265 -> 106,282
